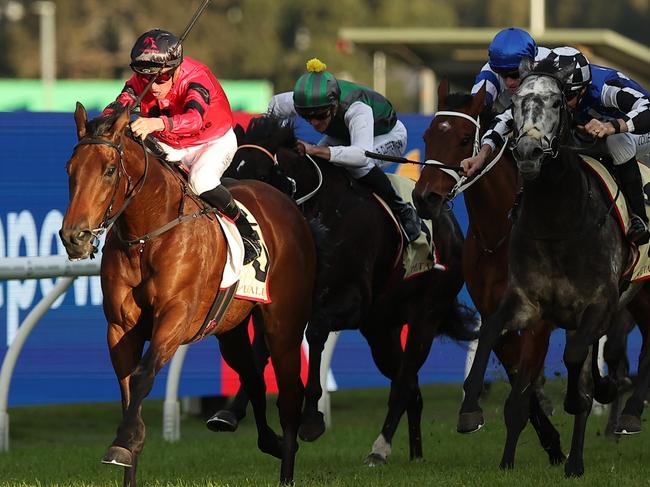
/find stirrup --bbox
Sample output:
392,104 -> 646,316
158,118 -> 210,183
627,215 -> 650,245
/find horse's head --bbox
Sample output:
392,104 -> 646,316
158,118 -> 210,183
232,115 -> 300,197
511,57 -> 573,180
59,102 -> 132,260
413,80 -> 485,219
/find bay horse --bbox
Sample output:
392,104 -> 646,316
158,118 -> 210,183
59,103 -> 316,486
219,114 -> 476,466
457,58 -> 637,477
412,81 -> 564,465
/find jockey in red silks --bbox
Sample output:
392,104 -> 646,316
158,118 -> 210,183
104,28 -> 260,264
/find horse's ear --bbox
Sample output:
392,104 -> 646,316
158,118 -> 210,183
470,82 -> 487,113
74,102 -> 87,140
437,79 -> 450,109
111,106 -> 131,141
234,123 -> 246,144
519,57 -> 533,79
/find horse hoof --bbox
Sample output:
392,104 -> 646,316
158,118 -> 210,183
457,411 -> 484,433
298,412 -> 325,442
615,414 -> 642,435
101,446 -> 133,468
206,410 -> 239,432
364,453 -> 387,467
547,449 -> 566,466
564,461 -> 584,478
563,393 -> 591,415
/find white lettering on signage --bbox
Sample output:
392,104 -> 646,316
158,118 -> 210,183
1,210 -> 103,345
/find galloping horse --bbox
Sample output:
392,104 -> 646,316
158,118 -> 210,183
412,81 -> 564,464
59,103 -> 316,486
457,58 -> 635,477
225,115 -> 475,465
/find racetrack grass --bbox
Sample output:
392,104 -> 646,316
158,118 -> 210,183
1,379 -> 650,486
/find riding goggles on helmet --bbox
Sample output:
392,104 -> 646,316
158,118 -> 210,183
295,106 -> 333,121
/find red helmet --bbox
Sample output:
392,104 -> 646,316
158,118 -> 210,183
130,29 -> 183,75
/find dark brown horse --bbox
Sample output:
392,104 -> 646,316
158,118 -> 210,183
412,81 -> 564,465
218,114 -> 475,466
59,103 -> 316,486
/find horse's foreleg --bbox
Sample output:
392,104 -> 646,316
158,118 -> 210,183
299,320 -> 330,442
500,323 -> 562,470
217,318 -> 281,459
103,323 -> 145,487
266,331 -> 303,486
459,295 -> 520,433
564,354 -> 594,478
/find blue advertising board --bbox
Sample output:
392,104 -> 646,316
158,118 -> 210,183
0,111 -> 640,407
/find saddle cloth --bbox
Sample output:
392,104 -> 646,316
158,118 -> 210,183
580,155 -> 650,282
215,200 -> 271,302
376,174 -> 446,279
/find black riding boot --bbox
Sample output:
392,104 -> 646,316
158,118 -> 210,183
616,158 -> 650,245
200,185 -> 262,265
357,166 -> 422,242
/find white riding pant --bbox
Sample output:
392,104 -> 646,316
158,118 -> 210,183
157,128 -> 238,194
606,132 -> 650,166
319,120 -> 407,178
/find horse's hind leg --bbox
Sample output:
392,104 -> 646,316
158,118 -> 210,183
217,314 -> 282,459
362,325 -> 404,466
264,321 -> 303,485
207,312 -> 270,432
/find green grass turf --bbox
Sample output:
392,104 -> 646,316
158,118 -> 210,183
1,379 -> 649,486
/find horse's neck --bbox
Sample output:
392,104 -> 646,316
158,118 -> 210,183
118,146 -> 187,235
464,153 -> 518,238
521,152 -> 589,229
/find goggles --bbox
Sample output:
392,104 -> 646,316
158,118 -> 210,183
296,106 -> 333,121
491,66 -> 520,79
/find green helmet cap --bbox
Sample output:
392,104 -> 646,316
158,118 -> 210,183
293,58 -> 340,109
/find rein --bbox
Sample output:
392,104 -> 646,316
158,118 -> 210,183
74,134 -> 215,253
235,143 -> 324,205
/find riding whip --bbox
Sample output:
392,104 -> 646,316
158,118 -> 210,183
134,0 -> 212,108
364,150 -> 464,173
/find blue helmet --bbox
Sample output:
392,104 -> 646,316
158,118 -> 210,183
488,28 -> 537,71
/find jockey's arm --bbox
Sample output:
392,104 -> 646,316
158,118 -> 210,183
326,102 -> 374,168
595,82 -> 650,136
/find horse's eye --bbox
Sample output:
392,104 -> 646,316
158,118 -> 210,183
460,136 -> 471,146
105,165 -> 116,177
553,100 -> 562,108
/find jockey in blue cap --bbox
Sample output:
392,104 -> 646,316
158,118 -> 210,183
471,28 -> 551,108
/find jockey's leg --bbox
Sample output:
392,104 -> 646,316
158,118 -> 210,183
608,133 -> 650,245
356,166 -> 422,242
200,185 -> 261,265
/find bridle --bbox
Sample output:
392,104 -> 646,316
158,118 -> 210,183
426,110 -> 508,201
235,143 -> 323,205
71,134 -> 149,255
511,72 -> 570,162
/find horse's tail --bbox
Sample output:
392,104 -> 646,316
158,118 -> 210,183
437,299 -> 480,342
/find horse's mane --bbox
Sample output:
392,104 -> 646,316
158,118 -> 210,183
245,114 -> 297,150
85,102 -> 127,137
532,57 -> 559,77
